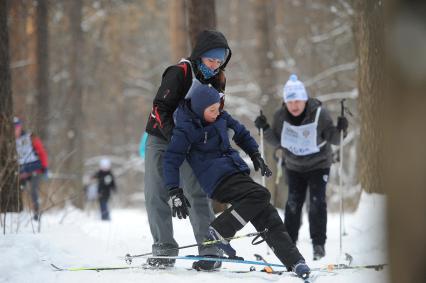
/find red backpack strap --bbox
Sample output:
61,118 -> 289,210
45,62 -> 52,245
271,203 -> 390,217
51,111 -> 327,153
177,62 -> 188,78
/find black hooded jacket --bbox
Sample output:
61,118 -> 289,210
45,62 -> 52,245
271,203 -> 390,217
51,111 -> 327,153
145,30 -> 232,141
94,169 -> 116,199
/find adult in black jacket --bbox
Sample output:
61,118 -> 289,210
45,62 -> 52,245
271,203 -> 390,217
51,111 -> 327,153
144,30 -> 231,270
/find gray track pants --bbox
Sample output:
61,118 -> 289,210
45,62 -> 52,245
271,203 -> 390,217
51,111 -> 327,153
20,174 -> 41,216
144,134 -> 218,255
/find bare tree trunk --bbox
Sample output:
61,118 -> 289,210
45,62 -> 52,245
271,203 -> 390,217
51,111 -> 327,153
35,0 -> 49,141
187,0 -> 216,48
0,0 -> 21,213
356,0 -> 386,194
169,0 -> 188,62
9,1 -> 37,127
64,0 -> 84,209
253,0 -> 278,203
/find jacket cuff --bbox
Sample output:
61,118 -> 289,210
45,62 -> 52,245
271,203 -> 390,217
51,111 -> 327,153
249,151 -> 261,159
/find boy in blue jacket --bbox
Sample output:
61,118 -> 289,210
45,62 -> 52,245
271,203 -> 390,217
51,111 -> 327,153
163,84 -> 310,279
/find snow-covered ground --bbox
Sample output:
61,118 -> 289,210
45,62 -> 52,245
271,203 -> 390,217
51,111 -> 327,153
0,192 -> 389,283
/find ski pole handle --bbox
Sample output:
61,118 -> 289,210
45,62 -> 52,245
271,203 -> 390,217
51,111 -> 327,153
258,110 -> 264,135
340,99 -> 346,117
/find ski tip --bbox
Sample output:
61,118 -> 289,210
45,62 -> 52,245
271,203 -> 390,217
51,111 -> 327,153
50,264 -> 63,271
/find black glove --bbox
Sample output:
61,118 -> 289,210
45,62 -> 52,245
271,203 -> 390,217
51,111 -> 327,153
254,113 -> 270,131
169,187 -> 191,219
336,116 -> 348,133
250,152 -> 272,177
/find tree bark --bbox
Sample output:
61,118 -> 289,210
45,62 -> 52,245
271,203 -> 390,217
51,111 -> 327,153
35,0 -> 50,141
253,0 -> 278,203
0,0 -> 21,213
64,0 -> 84,209
356,0 -> 386,194
169,0 -> 188,62
187,0 -> 216,48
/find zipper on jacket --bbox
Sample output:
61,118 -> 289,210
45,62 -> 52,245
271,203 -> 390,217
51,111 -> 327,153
204,131 -> 208,144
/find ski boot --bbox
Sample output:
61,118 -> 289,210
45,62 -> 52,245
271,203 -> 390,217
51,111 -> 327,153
147,243 -> 177,268
313,244 -> 325,261
192,255 -> 222,271
146,257 -> 175,268
293,259 -> 310,279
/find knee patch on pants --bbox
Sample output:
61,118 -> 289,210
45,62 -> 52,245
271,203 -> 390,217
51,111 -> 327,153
211,208 -> 246,238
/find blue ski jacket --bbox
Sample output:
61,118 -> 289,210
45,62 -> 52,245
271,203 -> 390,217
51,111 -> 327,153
163,101 -> 259,197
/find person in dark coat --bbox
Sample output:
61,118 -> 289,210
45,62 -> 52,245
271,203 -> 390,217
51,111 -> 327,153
93,158 -> 116,221
163,83 -> 311,279
254,74 -> 348,260
144,30 -> 231,269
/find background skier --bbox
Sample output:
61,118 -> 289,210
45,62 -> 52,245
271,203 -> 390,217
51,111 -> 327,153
14,117 -> 48,221
92,158 -> 117,221
254,74 -> 348,260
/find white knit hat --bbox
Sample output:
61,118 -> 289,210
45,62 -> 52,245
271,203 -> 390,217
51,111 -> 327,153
283,74 -> 308,103
99,158 -> 111,170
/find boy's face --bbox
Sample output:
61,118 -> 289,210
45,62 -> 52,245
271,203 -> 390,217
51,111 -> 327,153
286,100 -> 306,117
203,102 -> 221,123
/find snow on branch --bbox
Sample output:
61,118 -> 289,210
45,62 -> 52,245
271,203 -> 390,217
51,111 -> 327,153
225,83 -> 260,96
122,78 -> 155,93
304,61 -> 357,87
225,95 -> 260,119
337,0 -> 355,16
310,24 -> 351,43
317,89 -> 358,102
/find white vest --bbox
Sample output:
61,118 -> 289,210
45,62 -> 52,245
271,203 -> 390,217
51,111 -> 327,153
16,133 -> 39,165
281,107 -> 326,156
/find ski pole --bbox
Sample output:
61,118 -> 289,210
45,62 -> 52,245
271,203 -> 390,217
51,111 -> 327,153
259,111 -> 266,189
339,99 -> 346,257
275,156 -> 282,185
258,110 -> 269,255
124,229 -> 268,263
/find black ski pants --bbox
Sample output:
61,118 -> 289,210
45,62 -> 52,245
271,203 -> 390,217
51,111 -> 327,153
284,168 -> 330,246
210,173 -> 304,268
